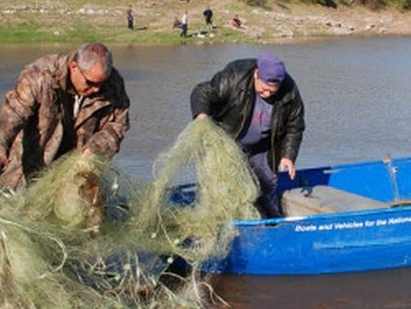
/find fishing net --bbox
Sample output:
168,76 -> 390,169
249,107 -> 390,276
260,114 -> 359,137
0,118 -> 260,309
138,118 -> 260,262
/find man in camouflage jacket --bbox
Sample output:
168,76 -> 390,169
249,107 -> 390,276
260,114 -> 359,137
0,42 -> 130,191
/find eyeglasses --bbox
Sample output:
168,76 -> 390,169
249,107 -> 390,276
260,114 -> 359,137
79,69 -> 106,88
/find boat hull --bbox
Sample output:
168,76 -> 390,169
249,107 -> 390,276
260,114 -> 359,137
205,206 -> 411,275
173,156 -> 411,275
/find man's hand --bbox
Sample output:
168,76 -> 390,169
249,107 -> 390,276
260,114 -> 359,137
279,158 -> 296,180
196,113 -> 208,120
81,148 -> 93,160
77,148 -> 94,170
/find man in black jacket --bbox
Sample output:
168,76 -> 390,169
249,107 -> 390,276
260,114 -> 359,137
190,53 -> 305,218
203,7 -> 213,29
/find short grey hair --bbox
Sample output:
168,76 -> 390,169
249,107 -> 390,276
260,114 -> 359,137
73,42 -> 113,76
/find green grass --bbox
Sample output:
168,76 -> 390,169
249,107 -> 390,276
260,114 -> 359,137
0,24 -> 104,43
0,20 -> 262,45
0,0 -> 284,45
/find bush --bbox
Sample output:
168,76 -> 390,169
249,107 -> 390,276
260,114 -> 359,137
244,0 -> 268,8
360,0 -> 387,10
391,0 -> 411,9
318,0 -> 338,8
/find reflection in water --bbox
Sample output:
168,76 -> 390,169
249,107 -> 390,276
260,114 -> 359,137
1,37 -> 411,308
213,268 -> 411,309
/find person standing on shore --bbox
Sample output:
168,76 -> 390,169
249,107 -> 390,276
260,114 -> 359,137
203,7 -> 213,30
180,11 -> 188,37
0,42 -> 130,191
190,53 -> 305,218
127,4 -> 134,30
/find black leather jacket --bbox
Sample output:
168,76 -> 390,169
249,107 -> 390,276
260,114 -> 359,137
190,58 -> 305,172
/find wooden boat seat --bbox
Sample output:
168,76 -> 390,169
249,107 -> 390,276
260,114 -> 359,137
281,185 -> 388,216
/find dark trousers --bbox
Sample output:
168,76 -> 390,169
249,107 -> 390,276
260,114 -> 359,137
180,24 -> 187,37
248,153 -> 282,218
255,174 -> 281,218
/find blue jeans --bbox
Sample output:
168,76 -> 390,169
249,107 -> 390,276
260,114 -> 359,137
248,152 -> 282,218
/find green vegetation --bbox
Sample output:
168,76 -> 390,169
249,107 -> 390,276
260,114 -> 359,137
0,24 -> 101,43
289,0 -> 411,10
353,0 -> 411,10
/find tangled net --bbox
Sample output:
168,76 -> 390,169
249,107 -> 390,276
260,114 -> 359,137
0,118 -> 259,309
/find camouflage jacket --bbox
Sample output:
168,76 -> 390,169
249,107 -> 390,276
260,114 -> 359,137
0,51 -> 130,190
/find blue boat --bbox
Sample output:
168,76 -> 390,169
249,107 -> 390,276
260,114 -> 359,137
172,155 -> 411,275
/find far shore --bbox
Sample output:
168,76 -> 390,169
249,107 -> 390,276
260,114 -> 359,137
1,1 -> 411,46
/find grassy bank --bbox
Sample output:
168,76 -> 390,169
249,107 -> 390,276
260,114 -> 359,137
1,0 -> 411,45
0,0 -> 256,45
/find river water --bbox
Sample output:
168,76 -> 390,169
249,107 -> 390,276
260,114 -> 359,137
1,37 -> 411,308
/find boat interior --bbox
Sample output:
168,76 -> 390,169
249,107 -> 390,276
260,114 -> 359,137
281,185 -> 389,217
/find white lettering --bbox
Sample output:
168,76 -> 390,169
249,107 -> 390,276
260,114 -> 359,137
293,216 -> 411,233
318,224 -> 333,231
295,225 -> 317,232
334,221 -> 364,229
365,220 -> 375,227
376,219 -> 387,226
388,217 -> 411,225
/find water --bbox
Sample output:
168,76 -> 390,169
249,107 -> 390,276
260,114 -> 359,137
112,38 -> 411,176
212,268 -> 411,308
1,37 -> 411,308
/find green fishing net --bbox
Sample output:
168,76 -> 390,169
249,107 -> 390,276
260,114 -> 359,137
0,118 -> 260,309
